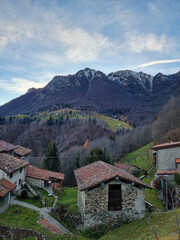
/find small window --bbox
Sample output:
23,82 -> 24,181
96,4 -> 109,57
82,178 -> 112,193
108,184 -> 122,211
20,168 -> 22,173
19,179 -> 21,185
10,173 -> 13,179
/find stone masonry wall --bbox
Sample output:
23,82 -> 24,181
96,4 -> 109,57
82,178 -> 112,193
26,177 -> 44,188
80,180 -> 145,228
157,147 -> 180,170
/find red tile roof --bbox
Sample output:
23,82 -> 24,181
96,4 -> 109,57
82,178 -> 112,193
157,169 -> 178,175
0,153 -> 29,174
114,162 -> 131,171
26,165 -> 65,181
176,159 -> 180,164
14,145 -> 32,157
152,141 -> 180,150
0,140 -> 17,152
74,161 -> 151,191
0,179 -> 15,197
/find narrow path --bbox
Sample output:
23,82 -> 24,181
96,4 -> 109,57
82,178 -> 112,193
11,198 -> 71,235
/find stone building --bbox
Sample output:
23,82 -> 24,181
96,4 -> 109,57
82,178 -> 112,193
151,141 -> 180,178
26,165 -> 64,190
14,145 -> 32,162
74,161 -> 151,229
114,162 -> 140,176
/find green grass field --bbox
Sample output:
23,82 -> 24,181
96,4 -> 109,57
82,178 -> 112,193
57,187 -> 78,208
99,209 -> 180,240
0,205 -> 87,240
122,142 -> 154,171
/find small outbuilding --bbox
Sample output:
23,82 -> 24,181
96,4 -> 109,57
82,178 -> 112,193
74,161 -> 151,229
26,165 -> 65,190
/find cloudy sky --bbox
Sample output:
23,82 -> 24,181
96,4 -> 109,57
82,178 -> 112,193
0,0 -> 180,105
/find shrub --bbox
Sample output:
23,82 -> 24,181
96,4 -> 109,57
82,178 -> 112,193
174,173 -> 180,185
67,204 -> 80,215
153,177 -> 166,190
20,189 -> 28,199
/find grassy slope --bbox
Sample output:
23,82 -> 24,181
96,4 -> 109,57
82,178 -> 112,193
100,209 -> 180,240
0,205 -> 87,240
57,187 -> 78,207
122,142 -> 165,210
122,142 -> 154,170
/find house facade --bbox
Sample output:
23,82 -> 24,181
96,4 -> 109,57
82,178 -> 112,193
14,145 -> 32,162
0,153 -> 29,193
74,161 -> 151,229
26,165 -> 65,190
151,141 -> 180,178
0,179 -> 15,213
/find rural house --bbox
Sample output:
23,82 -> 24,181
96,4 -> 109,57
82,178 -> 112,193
14,145 -> 32,162
74,161 -> 151,229
152,141 -> 180,178
26,165 -> 65,190
0,179 -> 15,213
0,140 -> 17,155
0,153 -> 29,194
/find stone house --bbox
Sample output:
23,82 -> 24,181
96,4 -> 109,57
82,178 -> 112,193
0,140 -> 17,155
0,178 -> 15,213
26,165 -> 65,190
151,141 -> 180,178
74,161 -> 151,229
0,153 -> 29,194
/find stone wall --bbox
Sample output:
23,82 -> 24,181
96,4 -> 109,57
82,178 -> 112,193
79,180 -> 145,228
26,177 -> 44,188
157,147 -> 180,170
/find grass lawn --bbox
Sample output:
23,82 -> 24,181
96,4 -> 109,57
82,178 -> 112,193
122,142 -> 154,171
57,187 -> 78,207
142,166 -> 165,211
99,208 -> 180,240
15,196 -> 43,208
0,205 -> 88,240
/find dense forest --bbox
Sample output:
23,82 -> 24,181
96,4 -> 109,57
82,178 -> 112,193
0,94 -> 179,186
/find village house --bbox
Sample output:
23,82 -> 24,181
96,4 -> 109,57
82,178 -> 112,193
26,165 -> 65,190
0,178 -> 15,213
14,145 -> 32,162
151,141 -> 180,178
0,140 -> 17,155
0,153 -> 29,194
74,161 -> 151,229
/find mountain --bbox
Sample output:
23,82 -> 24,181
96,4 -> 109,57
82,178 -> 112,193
0,68 -> 180,124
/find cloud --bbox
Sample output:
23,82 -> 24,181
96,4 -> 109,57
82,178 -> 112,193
0,78 -> 48,94
124,32 -> 174,53
133,59 -> 180,68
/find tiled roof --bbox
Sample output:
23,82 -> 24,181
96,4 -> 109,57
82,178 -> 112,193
0,140 -> 17,152
0,179 -> 15,197
26,165 -> 65,181
176,159 -> 180,164
157,169 -> 178,175
0,153 -> 29,174
152,141 -> 180,150
74,161 -> 151,191
14,145 -> 32,156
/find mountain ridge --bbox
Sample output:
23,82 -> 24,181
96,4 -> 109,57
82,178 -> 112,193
0,68 -> 180,124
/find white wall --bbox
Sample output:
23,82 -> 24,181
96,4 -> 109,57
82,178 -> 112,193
6,167 -> 26,192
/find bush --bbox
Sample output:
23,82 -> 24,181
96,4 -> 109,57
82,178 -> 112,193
67,204 -> 80,215
174,173 -> 180,185
20,189 -> 28,199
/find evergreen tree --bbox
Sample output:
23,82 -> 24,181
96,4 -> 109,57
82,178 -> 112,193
85,147 -> 110,165
43,141 -> 60,172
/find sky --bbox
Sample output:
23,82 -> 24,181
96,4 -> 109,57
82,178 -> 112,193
0,0 -> 180,106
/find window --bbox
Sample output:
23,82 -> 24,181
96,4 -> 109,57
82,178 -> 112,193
108,184 -> 122,211
10,173 -> 13,179
20,168 -> 22,173
19,179 -> 21,185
